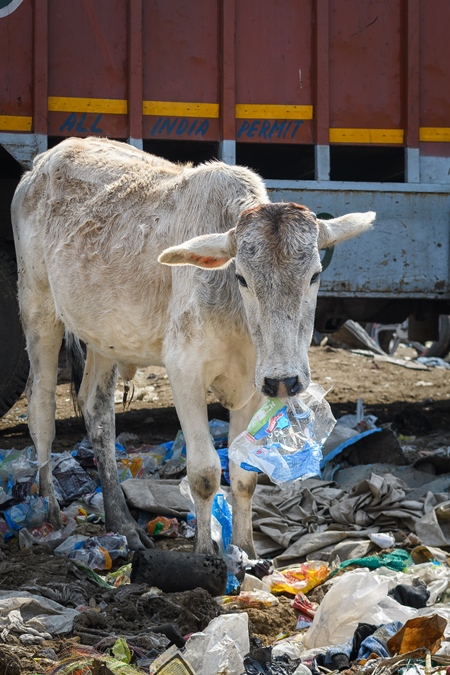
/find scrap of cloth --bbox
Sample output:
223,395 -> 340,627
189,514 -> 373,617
250,473 -> 439,565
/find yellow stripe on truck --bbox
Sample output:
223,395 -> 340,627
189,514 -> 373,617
0,115 -> 32,131
329,128 -> 404,144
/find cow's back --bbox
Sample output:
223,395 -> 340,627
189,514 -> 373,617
11,137 -> 268,366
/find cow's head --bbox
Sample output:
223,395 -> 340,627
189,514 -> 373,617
159,203 -> 375,398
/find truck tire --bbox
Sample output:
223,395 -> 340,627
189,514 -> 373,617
366,316 -> 450,359
0,249 -> 29,416
418,315 -> 450,358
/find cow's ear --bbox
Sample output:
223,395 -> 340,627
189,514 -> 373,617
317,211 -> 375,249
158,228 -> 237,269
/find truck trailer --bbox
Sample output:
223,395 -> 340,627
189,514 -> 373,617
0,0 -> 449,414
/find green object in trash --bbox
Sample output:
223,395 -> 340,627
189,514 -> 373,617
340,548 -> 413,572
112,637 -> 132,664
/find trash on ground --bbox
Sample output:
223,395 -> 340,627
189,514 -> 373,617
1,357 -> 450,674
263,561 -> 330,595
182,613 -> 250,675
217,590 -> 279,609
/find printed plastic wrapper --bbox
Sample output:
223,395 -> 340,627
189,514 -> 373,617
292,591 -> 318,629
52,452 -> 98,502
217,590 -> 279,609
105,562 -> 132,587
149,644 -> 195,675
147,516 -> 179,537
228,383 -> 335,485
263,561 -> 330,595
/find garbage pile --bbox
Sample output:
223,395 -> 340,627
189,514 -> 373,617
1,390 -> 450,673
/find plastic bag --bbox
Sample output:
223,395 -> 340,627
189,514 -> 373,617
303,569 -> 415,649
228,383 -> 335,485
0,447 -> 38,505
53,534 -> 89,556
217,590 -> 279,609
3,495 -> 49,531
211,492 -> 239,593
183,613 -> 250,675
54,533 -> 128,570
18,517 -> 77,551
263,561 -> 329,595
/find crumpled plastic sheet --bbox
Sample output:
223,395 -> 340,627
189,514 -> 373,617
0,590 -> 79,644
121,478 -> 193,516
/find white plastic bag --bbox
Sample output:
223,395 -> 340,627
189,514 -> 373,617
228,383 -> 335,485
183,613 -> 249,675
303,569 -> 414,648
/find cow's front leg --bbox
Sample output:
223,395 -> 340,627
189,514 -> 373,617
229,391 -> 265,558
83,352 -> 153,550
168,366 -> 221,554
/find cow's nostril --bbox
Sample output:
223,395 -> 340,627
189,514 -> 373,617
262,377 -> 279,397
285,376 -> 301,396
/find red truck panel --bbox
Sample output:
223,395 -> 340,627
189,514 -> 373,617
0,0 -> 33,126
142,0 -> 220,142
48,0 -> 128,138
0,0 -> 448,156
419,2 -> 450,157
328,0 -> 403,144
235,0 -> 314,144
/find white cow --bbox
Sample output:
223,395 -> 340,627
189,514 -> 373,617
11,137 -> 375,554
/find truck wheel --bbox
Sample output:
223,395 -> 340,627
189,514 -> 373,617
0,249 -> 29,416
417,315 -> 450,358
366,316 -> 450,359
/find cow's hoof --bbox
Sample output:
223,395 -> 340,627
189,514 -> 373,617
47,498 -> 62,531
124,525 -> 155,551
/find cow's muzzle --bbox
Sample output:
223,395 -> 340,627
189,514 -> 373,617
262,376 -> 302,398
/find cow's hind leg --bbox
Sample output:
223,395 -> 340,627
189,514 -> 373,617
82,351 -> 152,550
229,391 -> 264,558
21,290 -> 64,527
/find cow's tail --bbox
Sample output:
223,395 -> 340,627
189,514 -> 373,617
65,331 -> 85,413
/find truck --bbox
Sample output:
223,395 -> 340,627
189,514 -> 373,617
0,0 -> 449,415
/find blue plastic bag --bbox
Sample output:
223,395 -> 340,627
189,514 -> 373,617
228,383 -> 335,486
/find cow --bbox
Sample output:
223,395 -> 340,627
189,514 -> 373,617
11,136 -> 375,555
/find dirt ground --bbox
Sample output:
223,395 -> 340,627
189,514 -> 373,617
0,343 -> 449,671
1,343 -> 449,452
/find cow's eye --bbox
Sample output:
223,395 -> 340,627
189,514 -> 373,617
310,272 -> 320,285
236,274 -> 248,288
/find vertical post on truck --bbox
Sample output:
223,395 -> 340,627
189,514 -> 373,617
219,0 -> 237,165
128,0 -> 143,150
